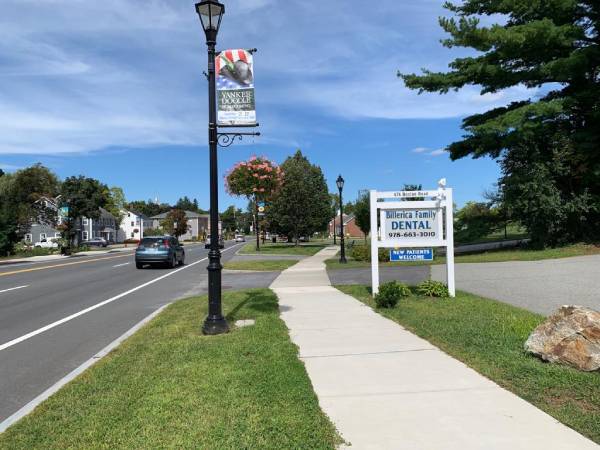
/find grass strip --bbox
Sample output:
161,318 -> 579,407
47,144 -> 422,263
239,242 -> 327,256
336,285 -> 600,444
326,243 -> 600,269
223,259 -> 298,271
0,289 -> 341,449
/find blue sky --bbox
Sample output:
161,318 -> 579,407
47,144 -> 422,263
0,0 -> 533,210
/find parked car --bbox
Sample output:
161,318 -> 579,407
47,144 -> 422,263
34,238 -> 59,249
298,236 -> 309,242
135,236 -> 185,269
205,236 -> 225,249
235,234 -> 246,242
81,237 -> 108,247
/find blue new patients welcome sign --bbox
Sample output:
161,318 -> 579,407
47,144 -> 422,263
390,249 -> 433,261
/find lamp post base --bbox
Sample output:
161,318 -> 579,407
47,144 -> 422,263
202,315 -> 229,335
339,256 -> 347,264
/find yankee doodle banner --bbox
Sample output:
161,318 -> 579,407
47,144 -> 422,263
216,49 -> 256,126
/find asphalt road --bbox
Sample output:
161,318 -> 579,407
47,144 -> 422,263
328,266 -> 430,287
431,255 -> 600,315
0,241 -> 276,423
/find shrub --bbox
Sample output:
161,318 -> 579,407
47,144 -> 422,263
417,280 -> 449,298
374,281 -> 411,308
351,244 -> 390,262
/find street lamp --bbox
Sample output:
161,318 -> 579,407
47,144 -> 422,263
336,175 -> 347,264
196,0 -> 228,335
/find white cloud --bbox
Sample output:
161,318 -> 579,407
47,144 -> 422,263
429,149 -> 447,156
0,0 -> 536,155
412,147 -> 428,153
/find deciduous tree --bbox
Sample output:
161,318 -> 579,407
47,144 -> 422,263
268,150 -> 330,245
225,156 -> 283,250
161,209 -> 189,238
60,176 -> 109,251
354,192 -> 371,242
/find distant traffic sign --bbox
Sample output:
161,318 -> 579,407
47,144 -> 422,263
390,248 -> 433,262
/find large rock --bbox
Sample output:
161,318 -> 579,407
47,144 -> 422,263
525,305 -> 600,372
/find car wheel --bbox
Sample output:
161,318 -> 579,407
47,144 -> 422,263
136,262 -> 144,269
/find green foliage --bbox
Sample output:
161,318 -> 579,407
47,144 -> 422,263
160,209 -> 188,238
417,280 -> 449,298
127,200 -> 172,218
374,281 -> 411,308
350,243 -> 390,262
60,176 -> 109,247
221,205 -> 243,233
399,1 -> 600,245
104,186 -> 126,226
0,164 -> 60,255
175,196 -> 205,213
354,192 -> 370,240
455,201 -> 501,243
268,151 -> 331,244
143,227 -> 163,237
12,243 -> 57,257
501,137 -> 598,246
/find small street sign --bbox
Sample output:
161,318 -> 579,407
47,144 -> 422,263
390,248 -> 433,261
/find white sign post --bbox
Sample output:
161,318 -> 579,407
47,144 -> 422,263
370,179 -> 455,297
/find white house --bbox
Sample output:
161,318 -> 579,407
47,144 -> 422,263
118,210 -> 152,242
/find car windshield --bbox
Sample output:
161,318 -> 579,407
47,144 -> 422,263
140,238 -> 163,248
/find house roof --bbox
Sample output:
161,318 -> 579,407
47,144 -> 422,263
123,209 -> 151,221
150,210 -> 210,220
329,214 -> 355,226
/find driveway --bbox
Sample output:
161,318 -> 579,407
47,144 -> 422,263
328,266 -> 429,287
431,255 -> 600,316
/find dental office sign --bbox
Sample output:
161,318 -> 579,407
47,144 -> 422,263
216,49 -> 256,126
383,209 -> 440,242
370,179 -> 455,297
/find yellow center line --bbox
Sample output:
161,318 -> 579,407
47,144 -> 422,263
0,253 -> 133,277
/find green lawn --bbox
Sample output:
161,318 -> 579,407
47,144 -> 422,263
223,259 -> 298,271
325,243 -> 600,269
0,289 -> 341,449
337,285 -> 600,444
239,241 -> 328,256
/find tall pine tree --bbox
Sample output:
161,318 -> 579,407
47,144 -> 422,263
400,0 -> 599,245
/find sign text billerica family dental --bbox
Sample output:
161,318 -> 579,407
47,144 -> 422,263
384,209 -> 440,240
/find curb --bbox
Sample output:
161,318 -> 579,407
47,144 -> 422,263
0,304 -> 170,434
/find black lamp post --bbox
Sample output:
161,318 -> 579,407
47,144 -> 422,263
336,175 -> 347,264
196,0 -> 228,335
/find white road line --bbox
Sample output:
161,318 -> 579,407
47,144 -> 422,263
0,243 -> 243,353
0,303 -> 169,433
112,262 -> 130,268
0,285 -> 29,294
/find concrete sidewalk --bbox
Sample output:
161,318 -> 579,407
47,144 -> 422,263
270,247 -> 598,450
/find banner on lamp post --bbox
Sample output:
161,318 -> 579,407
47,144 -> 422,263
216,49 -> 256,126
